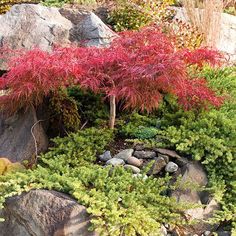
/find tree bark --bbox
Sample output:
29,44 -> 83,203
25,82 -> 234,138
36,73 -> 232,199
109,95 -> 116,129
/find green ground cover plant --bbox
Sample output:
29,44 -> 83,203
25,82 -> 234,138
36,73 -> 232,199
0,127 -> 193,235
120,66 -> 236,233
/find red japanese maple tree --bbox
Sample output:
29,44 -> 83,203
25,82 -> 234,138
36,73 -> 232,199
0,26 -> 223,129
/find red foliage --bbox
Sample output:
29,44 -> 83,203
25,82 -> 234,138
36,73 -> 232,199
0,26 -> 223,115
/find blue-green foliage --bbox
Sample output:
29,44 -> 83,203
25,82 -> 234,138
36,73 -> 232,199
120,113 -> 160,139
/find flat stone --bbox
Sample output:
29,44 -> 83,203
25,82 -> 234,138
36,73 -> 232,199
165,162 -> 178,173
134,144 -> 144,151
124,164 -> 140,174
174,157 -> 189,167
155,148 -> 181,159
158,154 -> 169,163
99,151 -> 112,162
133,150 -> 156,159
126,156 -> 143,167
148,157 -> 166,175
114,149 -> 134,161
106,158 -> 125,166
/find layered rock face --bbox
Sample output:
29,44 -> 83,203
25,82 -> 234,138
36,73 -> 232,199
0,4 -> 117,70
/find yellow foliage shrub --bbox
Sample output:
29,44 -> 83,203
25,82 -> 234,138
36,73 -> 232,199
0,0 -> 39,14
5,162 -> 25,174
0,158 -> 11,175
0,157 -> 25,175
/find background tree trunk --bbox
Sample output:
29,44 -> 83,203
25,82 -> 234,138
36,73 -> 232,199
109,95 -> 116,129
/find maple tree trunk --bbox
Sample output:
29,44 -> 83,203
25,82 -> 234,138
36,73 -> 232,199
109,95 -> 116,129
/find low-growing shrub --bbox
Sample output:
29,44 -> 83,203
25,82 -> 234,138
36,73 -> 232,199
0,127 -> 192,235
41,0 -> 97,7
107,0 -> 175,32
121,66 -> 236,233
163,19 -> 203,49
42,127 -> 114,165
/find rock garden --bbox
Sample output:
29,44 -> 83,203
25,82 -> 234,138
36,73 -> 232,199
0,0 -> 235,236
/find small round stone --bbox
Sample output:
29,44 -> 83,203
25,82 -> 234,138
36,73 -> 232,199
106,158 -> 125,166
204,231 -> 211,236
124,164 -> 141,174
165,161 -> 178,173
126,156 -> 143,167
99,151 -> 112,162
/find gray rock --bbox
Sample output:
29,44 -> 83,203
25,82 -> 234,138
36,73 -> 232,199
171,162 -> 208,204
133,150 -> 156,159
124,164 -> 140,174
114,149 -> 134,161
155,148 -> 181,159
0,190 -> 97,236
134,144 -> 144,151
174,157 -> 189,167
99,150 -> 112,162
173,7 -> 236,62
204,231 -> 211,236
126,156 -> 143,167
216,231 -> 231,236
148,157 -> 166,175
171,161 -> 219,235
0,4 -> 117,70
158,153 -> 169,163
160,225 -> 168,236
59,8 -> 117,47
106,158 -> 125,166
164,224 -> 169,229
165,162 -> 178,173
0,108 -> 48,162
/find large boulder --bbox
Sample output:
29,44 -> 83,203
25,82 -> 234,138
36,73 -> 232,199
0,107 -> 48,162
0,189 -> 97,236
173,7 -> 236,62
171,161 -> 220,235
0,4 -> 117,70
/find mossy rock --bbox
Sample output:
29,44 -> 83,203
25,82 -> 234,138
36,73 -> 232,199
0,158 -> 12,175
